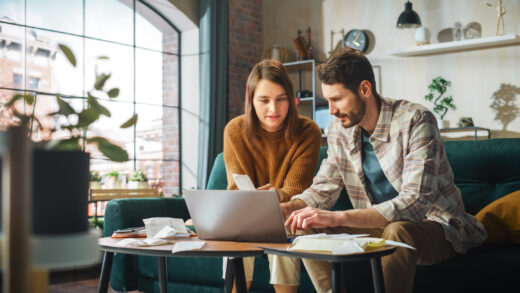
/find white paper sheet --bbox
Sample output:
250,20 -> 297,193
172,241 -> 206,253
117,238 -> 169,247
232,173 -> 256,190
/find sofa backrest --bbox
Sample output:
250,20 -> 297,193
444,138 -> 520,215
207,138 -> 520,215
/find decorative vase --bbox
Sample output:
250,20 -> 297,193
415,26 -> 431,45
90,181 -> 101,189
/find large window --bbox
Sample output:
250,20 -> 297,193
0,1 -> 181,201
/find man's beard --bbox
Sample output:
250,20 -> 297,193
335,93 -> 366,129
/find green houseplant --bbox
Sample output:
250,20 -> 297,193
127,170 -> 149,189
90,170 -> 102,189
1,44 -> 137,235
104,170 -> 121,189
424,76 -> 456,128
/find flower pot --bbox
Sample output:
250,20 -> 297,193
438,119 -> 449,129
32,149 -> 90,235
107,181 -> 121,189
128,181 -> 148,189
90,181 -> 101,189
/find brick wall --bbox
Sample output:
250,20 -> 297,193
227,0 -> 263,121
162,33 -> 180,195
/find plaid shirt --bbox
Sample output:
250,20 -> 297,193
293,98 -> 487,253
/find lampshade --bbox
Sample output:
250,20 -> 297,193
397,1 -> 421,29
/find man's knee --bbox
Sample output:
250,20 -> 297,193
382,221 -> 414,243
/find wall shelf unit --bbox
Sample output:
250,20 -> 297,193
388,34 -> 520,57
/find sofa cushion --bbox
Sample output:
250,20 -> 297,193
475,190 -> 520,244
444,139 -> 520,215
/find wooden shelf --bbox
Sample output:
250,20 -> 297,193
388,34 -> 520,57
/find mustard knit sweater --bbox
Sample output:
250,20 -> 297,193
223,115 -> 322,202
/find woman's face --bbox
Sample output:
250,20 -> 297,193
252,79 -> 290,132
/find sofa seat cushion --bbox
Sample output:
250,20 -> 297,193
475,190 -> 520,244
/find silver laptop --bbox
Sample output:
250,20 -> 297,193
183,190 -> 290,243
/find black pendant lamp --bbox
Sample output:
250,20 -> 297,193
396,1 -> 421,29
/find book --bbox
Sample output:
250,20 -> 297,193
111,226 -> 147,238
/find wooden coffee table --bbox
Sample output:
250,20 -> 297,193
97,237 -> 287,293
259,245 -> 396,293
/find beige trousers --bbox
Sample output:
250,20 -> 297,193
302,221 -> 457,293
223,254 -> 301,285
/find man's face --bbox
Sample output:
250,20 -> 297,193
322,83 -> 366,129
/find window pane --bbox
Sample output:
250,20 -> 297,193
87,98 -> 134,163
27,0 -> 82,35
26,28 -> 84,97
136,1 -> 178,54
85,39 -> 133,102
136,49 -> 178,107
135,103 -> 179,196
0,0 -> 24,25
85,0 -> 133,45
0,23 -> 24,90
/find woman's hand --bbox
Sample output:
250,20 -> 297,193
257,183 -> 283,202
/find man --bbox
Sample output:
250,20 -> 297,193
281,47 -> 487,293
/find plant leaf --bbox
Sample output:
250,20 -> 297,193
58,44 -> 76,67
56,96 -> 77,116
5,94 -> 24,107
23,94 -> 35,105
88,136 -> 129,162
95,73 -> 111,90
120,114 -> 138,128
76,108 -> 100,128
107,88 -> 120,98
97,56 -> 109,60
48,137 -> 81,151
88,94 -> 111,117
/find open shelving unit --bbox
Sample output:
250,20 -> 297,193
388,34 -> 520,57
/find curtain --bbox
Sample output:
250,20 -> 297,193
198,0 -> 228,189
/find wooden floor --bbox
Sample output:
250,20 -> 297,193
49,278 -> 143,293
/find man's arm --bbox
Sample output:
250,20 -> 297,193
285,206 -> 389,235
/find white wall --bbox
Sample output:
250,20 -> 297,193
263,0 -> 520,136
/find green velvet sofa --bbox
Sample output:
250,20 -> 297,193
103,138 -> 520,293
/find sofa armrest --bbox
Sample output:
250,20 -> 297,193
103,197 -> 190,292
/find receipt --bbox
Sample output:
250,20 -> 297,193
172,241 -> 206,253
232,174 -> 256,190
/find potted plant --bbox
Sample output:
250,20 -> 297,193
90,171 -> 102,189
127,170 -> 149,189
104,170 -> 122,189
1,44 -> 137,235
424,76 -> 456,129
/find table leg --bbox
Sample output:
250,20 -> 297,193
158,256 -> 168,293
224,257 -> 235,293
370,257 -> 385,293
98,251 -> 114,293
229,257 -> 247,293
331,262 -> 345,293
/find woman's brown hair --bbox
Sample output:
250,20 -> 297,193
243,59 -> 300,143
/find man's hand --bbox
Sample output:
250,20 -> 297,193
280,199 -> 307,220
257,183 -> 283,201
285,207 -> 345,235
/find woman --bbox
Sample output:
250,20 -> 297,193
223,59 -> 322,293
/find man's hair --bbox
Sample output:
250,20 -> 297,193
243,59 -> 300,143
317,47 -> 379,98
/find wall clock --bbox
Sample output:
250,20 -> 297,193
343,29 -> 369,53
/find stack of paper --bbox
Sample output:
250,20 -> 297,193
289,233 -> 415,255
143,217 -> 192,239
